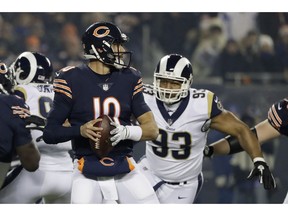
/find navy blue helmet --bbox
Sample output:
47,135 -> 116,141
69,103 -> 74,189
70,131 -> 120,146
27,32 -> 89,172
10,51 -> 53,85
81,21 -> 132,69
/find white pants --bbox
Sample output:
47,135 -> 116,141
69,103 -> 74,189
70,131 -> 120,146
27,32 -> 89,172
138,157 -> 203,204
0,167 -> 73,203
71,158 -> 159,204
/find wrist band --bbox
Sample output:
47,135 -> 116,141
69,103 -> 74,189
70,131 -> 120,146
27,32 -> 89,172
125,126 -> 142,141
253,157 -> 265,163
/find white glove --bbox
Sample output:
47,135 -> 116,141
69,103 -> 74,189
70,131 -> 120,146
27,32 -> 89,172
110,122 -> 142,147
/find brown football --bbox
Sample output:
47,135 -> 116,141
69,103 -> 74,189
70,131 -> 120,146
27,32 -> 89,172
89,115 -> 115,158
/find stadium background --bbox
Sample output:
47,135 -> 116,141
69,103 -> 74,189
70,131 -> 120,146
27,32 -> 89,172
1,12 -> 288,203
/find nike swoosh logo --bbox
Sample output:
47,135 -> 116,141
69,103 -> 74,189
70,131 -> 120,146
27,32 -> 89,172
178,196 -> 187,199
55,72 -> 60,77
278,103 -> 282,110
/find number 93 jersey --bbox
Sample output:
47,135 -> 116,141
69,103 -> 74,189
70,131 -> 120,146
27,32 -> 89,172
143,86 -> 223,182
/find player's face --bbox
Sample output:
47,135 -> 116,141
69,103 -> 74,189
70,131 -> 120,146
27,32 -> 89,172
111,43 -> 126,65
159,78 -> 181,90
159,78 -> 181,99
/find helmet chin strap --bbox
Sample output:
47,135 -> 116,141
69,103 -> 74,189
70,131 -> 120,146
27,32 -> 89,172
91,45 -> 104,62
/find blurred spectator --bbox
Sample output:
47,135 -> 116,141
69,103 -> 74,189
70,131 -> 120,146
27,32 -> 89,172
275,25 -> 288,81
25,35 -> 42,53
258,34 -> 281,73
212,39 -> 247,81
53,23 -> 83,71
240,30 -> 262,72
154,13 -> 201,57
257,13 -> 288,41
192,18 -> 227,78
219,12 -> 258,41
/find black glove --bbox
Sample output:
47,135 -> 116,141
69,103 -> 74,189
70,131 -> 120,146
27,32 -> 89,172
203,145 -> 214,158
247,157 -> 276,190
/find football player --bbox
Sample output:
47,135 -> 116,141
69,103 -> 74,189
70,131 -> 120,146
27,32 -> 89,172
0,62 -> 13,95
0,52 -> 73,203
0,61 -> 40,188
205,98 -> 287,202
43,21 -> 159,204
137,54 -> 276,204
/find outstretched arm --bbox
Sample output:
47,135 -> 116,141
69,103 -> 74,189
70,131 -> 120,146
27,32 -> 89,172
207,119 -> 281,156
209,110 -> 263,159
208,110 -> 276,190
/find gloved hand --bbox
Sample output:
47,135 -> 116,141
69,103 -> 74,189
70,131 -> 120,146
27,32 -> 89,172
110,122 -> 142,147
247,157 -> 276,190
110,122 -> 129,147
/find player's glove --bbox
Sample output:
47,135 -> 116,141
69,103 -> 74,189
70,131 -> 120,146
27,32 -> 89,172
11,105 -> 31,118
247,157 -> 276,190
203,145 -> 214,158
110,122 -> 142,147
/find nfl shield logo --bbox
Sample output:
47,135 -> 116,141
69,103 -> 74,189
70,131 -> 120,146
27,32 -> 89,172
103,84 -> 109,91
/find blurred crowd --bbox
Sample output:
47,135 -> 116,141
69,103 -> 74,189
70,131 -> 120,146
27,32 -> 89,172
1,12 -> 288,82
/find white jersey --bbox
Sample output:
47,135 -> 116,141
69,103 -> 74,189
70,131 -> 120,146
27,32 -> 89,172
143,85 -> 223,182
14,83 -> 73,171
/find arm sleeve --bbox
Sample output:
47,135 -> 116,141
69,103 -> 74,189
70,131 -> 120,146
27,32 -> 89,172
9,96 -> 32,147
43,72 -> 81,144
209,92 -> 224,119
43,93 -> 80,144
131,74 -> 151,118
267,98 -> 288,136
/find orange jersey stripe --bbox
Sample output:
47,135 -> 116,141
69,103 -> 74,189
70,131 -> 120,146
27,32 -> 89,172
54,78 -> 67,84
268,108 -> 281,128
271,105 -> 282,124
53,83 -> 72,93
133,87 -> 143,96
53,88 -> 72,99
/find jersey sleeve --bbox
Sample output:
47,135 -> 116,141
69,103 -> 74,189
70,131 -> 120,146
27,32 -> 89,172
208,91 -> 224,119
43,67 -> 81,144
131,70 -> 151,118
8,96 -> 32,146
267,98 -> 288,136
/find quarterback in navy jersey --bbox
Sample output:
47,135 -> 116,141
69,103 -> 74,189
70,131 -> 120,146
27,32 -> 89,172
45,64 -> 149,158
207,98 -> 288,201
43,21 -> 159,204
0,93 -> 40,188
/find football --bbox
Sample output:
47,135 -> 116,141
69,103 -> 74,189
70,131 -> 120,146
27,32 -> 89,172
89,115 -> 115,158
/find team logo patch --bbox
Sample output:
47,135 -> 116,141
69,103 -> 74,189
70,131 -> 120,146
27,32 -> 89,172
217,100 -> 224,111
201,119 -> 211,132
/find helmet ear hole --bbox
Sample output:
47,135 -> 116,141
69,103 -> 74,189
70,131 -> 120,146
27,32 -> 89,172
153,54 -> 193,104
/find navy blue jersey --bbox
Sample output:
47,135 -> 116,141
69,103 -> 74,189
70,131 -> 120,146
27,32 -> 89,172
268,98 -> 288,136
0,94 -> 32,162
43,64 -> 150,158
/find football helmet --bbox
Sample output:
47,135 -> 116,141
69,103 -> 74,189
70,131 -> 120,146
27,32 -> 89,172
10,51 -> 53,85
153,54 -> 193,104
81,21 -> 132,69
0,62 -> 14,94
